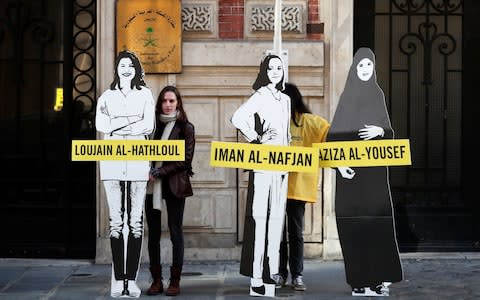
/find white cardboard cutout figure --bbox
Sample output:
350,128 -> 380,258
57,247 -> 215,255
95,50 -> 155,298
326,48 -> 403,297
232,54 -> 291,297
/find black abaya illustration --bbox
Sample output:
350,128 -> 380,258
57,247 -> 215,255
327,48 -> 403,289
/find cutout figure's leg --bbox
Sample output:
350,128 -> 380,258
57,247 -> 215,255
251,173 -> 270,283
266,174 -> 288,281
104,181 -> 126,279
104,180 -> 126,298
278,219 -> 289,280
249,173 -> 277,297
117,181 -> 146,298
125,181 -> 146,282
110,236 -> 125,280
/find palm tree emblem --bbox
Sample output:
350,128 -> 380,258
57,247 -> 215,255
144,27 -> 157,47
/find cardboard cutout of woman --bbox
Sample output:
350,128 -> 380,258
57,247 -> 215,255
231,54 -> 291,297
95,50 -> 155,298
326,48 -> 403,297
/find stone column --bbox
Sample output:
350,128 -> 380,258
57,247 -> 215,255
95,0 -> 116,263
320,0 -> 354,260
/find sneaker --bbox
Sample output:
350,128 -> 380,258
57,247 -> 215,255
127,280 -> 141,298
272,274 -> 287,288
365,285 -> 387,297
381,282 -> 391,296
352,287 -> 366,296
110,280 -> 124,298
352,285 -> 386,297
250,285 -> 266,296
292,276 -> 306,291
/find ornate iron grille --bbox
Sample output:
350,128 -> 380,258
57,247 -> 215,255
374,0 -> 463,204
73,0 -> 96,138
0,0 -> 96,258
372,0 -> 466,249
68,0 -> 96,258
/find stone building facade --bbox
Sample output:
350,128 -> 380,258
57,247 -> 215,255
95,0 -> 354,263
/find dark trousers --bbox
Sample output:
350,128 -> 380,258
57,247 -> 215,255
279,199 -> 305,278
145,183 -> 186,267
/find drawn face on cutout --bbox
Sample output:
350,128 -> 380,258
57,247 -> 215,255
161,91 -> 178,114
117,57 -> 135,81
356,58 -> 374,81
267,57 -> 283,86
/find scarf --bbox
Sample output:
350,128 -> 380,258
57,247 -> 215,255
151,111 -> 178,210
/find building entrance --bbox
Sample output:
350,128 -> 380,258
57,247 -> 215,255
354,0 -> 480,251
0,0 -> 97,258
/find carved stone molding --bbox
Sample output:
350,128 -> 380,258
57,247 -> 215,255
181,1 -> 217,39
251,5 -> 302,32
182,4 -> 212,32
245,0 -> 307,39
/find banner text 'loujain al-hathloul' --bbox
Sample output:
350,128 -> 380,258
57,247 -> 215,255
71,140 -> 185,161
314,139 -> 411,167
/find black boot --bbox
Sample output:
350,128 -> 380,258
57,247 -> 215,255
165,266 -> 182,296
146,265 -> 163,295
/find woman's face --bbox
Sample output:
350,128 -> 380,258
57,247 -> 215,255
117,57 -> 135,81
356,58 -> 374,81
161,91 -> 178,114
267,57 -> 283,86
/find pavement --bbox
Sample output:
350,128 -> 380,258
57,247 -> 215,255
1,253 -> 480,299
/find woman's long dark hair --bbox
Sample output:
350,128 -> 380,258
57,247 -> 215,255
156,85 -> 189,122
252,54 -> 285,91
284,82 -> 311,127
110,50 -> 146,90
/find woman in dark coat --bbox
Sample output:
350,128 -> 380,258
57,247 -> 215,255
327,48 -> 403,296
146,85 -> 195,297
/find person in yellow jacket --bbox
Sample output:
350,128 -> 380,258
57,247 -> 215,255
273,83 -> 330,291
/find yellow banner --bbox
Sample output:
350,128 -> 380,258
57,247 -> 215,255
54,87 -> 63,111
210,141 -> 318,173
313,139 -> 411,167
72,140 -> 185,161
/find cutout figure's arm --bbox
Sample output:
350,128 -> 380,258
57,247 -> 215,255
231,94 -> 262,142
95,94 -> 132,134
358,124 -> 385,140
286,95 -> 292,144
338,166 -> 355,179
115,90 -> 156,136
259,128 -> 277,143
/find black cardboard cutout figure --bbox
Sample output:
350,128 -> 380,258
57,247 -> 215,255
326,47 -> 403,297
231,54 -> 291,297
96,50 -> 155,298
